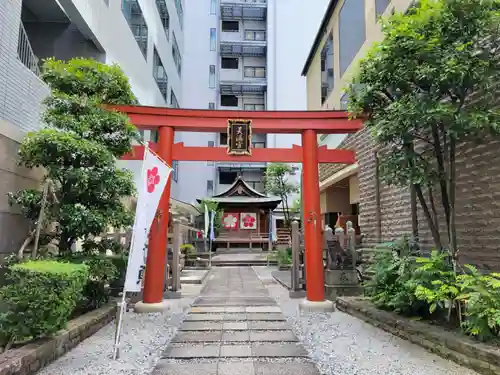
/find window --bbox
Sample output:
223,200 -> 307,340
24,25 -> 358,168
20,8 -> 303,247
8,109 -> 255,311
244,104 -> 265,111
375,0 -> 390,17
210,28 -> 216,51
172,160 -> 178,182
209,65 -> 216,88
209,102 -> 215,109
171,89 -> 179,108
220,95 -> 238,107
153,48 -> 168,101
252,141 -> 265,148
210,0 -> 217,15
244,66 -> 265,78
172,32 -> 182,76
320,32 -> 334,103
122,0 -> 148,59
244,30 -> 266,41
339,0 -> 366,76
221,57 -> 238,69
219,132 -> 228,145
174,0 -> 183,29
207,180 -> 214,196
219,171 -> 237,185
222,21 -> 239,32
155,0 -> 170,39
207,141 -> 215,165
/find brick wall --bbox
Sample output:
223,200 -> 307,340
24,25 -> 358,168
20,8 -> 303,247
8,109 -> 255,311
321,129 -> 500,270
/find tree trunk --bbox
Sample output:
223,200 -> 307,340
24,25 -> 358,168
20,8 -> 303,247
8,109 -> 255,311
449,136 -> 458,266
415,184 -> 443,250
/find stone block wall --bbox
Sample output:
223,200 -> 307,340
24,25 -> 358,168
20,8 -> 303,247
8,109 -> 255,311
320,129 -> 500,270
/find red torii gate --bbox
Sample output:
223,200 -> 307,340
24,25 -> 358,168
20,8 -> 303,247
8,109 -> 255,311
115,106 -> 362,310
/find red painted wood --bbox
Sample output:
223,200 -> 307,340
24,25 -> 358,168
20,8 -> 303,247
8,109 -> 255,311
121,143 -> 356,164
143,126 -> 173,304
110,105 -> 363,134
302,129 -> 325,302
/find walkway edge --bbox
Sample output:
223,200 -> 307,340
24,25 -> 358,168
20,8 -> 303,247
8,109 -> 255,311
337,297 -> 499,375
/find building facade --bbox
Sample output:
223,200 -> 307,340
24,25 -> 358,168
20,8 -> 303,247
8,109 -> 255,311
303,0 -> 500,270
178,0 -> 329,205
0,0 -> 185,254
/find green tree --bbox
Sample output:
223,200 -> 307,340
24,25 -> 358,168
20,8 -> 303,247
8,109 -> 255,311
264,163 -> 299,227
9,58 -> 137,255
348,0 -> 500,264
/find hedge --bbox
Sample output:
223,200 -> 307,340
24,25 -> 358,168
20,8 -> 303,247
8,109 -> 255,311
0,260 -> 89,348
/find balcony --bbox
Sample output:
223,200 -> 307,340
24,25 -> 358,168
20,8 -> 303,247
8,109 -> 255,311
221,3 -> 267,21
220,81 -> 267,95
220,42 -> 266,57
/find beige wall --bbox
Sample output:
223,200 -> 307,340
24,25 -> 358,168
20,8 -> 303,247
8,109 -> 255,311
0,120 -> 43,254
349,174 -> 360,204
305,0 -> 415,111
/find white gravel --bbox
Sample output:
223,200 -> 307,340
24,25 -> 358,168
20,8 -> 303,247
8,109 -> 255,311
37,296 -> 195,375
252,266 -> 480,375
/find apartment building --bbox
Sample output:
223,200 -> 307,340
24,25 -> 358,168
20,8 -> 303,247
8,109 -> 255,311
0,0 -> 184,253
179,0 -> 329,205
303,0 -> 500,270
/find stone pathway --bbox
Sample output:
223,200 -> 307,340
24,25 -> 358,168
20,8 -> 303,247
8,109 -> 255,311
152,267 -> 320,375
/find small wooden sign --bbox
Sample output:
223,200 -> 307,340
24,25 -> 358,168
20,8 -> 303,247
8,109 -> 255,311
227,119 -> 252,156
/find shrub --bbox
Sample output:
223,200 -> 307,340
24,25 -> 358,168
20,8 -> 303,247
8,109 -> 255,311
268,248 -> 292,266
0,260 -> 88,349
364,250 -> 421,314
69,256 -> 118,312
180,244 -> 196,256
457,265 -> 500,340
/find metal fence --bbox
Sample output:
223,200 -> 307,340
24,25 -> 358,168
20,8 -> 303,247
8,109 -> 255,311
17,23 -> 40,76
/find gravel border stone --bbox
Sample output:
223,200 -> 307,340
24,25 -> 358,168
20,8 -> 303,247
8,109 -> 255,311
36,297 -> 195,375
252,266 -> 480,375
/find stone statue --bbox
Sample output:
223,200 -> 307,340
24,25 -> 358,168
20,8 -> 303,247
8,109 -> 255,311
324,225 -> 354,270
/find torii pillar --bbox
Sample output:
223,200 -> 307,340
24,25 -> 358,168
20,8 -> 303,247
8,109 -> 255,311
300,129 -> 334,312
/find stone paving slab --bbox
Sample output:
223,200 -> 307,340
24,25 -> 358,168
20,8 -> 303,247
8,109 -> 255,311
252,343 -> 309,358
180,321 -> 222,331
185,313 -> 225,321
249,330 -> 298,342
164,343 -> 220,358
153,360 -> 321,375
223,322 -> 248,330
152,361 -> 218,375
172,331 -> 223,342
220,344 -> 252,357
247,321 -> 290,330
254,361 -> 321,375
246,312 -> 285,321
245,306 -> 282,313
222,330 -> 250,342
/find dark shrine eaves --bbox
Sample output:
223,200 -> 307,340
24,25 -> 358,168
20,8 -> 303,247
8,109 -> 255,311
196,177 -> 282,209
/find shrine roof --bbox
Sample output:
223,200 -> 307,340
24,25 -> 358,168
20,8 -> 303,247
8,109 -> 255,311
196,176 -> 282,208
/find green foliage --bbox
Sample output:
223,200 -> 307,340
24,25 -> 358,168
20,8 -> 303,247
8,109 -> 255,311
198,199 -> 224,235
413,251 -> 458,316
457,265 -> 500,339
364,250 -> 421,314
348,0 -> 500,252
0,261 -> 88,347
367,242 -> 500,340
180,244 -> 196,256
82,238 -> 127,256
268,247 -> 292,266
9,58 -> 137,255
264,163 -> 299,227
41,58 -> 137,105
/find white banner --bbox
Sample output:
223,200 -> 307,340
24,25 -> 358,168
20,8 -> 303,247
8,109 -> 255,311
124,147 -> 172,292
